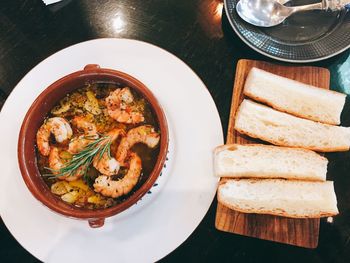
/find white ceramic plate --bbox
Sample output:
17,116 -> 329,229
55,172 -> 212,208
0,38 -> 223,262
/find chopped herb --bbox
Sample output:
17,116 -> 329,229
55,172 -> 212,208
45,135 -> 113,183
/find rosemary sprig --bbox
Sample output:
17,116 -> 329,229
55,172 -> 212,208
44,135 -> 113,182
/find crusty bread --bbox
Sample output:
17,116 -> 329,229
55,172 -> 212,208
214,144 -> 327,181
234,99 -> 350,152
217,179 -> 339,218
244,67 -> 346,125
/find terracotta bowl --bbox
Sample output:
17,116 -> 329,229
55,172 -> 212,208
18,64 -> 169,228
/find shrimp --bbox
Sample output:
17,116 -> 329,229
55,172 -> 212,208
92,128 -> 124,176
36,117 -> 73,156
93,153 -> 120,176
68,116 -> 98,154
105,87 -> 144,124
93,152 -> 142,198
72,116 -> 97,135
116,125 -> 160,165
49,147 -> 84,181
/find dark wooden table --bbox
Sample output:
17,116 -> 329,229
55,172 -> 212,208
1,0 -> 349,262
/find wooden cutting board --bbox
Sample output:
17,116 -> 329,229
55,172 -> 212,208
215,59 -> 331,248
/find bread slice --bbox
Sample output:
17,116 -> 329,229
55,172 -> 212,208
214,144 -> 327,181
244,67 -> 346,125
234,99 -> 350,152
217,179 -> 339,218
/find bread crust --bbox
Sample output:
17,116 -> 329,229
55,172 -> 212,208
217,197 -> 338,219
214,144 -> 328,180
217,181 -> 339,219
214,144 -> 328,159
233,100 -> 350,152
219,174 -> 323,181
243,91 -> 338,125
247,67 -> 345,96
234,127 -> 350,152
243,67 -> 346,125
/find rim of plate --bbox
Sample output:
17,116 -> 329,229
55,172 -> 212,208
0,38 -> 223,262
223,0 -> 350,63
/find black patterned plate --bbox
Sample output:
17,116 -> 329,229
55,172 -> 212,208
224,0 -> 350,62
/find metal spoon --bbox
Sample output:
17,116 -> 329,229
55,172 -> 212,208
236,0 -> 324,27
